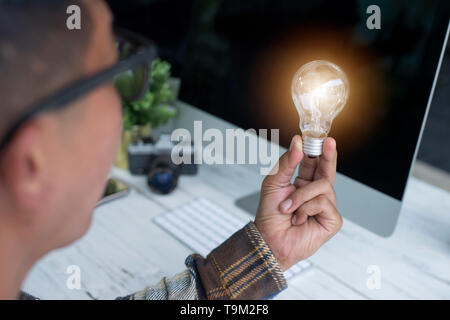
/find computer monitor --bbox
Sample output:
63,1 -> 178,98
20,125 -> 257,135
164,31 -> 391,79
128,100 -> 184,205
108,0 -> 449,236
175,1 -> 449,236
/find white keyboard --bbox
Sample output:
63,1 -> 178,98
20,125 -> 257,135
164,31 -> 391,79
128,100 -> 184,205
153,197 -> 311,281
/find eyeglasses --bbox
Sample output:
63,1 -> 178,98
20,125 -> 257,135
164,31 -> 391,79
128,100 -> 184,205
0,29 -> 157,152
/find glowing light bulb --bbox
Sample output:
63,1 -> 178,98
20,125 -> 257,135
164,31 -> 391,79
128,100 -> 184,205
291,60 -> 349,157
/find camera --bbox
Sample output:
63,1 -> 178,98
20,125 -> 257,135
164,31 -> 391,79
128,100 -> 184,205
128,134 -> 198,194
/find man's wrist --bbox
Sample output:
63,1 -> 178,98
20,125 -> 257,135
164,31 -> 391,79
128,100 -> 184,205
190,221 -> 287,299
253,220 -> 287,271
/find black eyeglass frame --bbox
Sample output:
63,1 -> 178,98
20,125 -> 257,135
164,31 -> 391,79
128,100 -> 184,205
0,45 -> 157,152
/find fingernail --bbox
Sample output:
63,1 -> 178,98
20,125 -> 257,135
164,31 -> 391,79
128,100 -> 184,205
328,137 -> 336,149
280,199 -> 292,212
295,137 -> 302,151
292,215 -> 297,225
289,136 -> 302,152
289,138 -> 295,151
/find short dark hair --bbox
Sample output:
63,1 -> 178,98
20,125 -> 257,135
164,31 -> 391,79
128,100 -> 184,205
0,0 -> 92,138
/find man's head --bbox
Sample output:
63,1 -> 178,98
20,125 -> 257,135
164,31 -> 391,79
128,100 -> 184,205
0,0 -> 122,259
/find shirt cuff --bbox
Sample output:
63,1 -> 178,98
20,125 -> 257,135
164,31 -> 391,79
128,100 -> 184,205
188,221 -> 287,300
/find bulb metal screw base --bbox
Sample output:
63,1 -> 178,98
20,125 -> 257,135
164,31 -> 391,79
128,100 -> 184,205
303,135 -> 325,157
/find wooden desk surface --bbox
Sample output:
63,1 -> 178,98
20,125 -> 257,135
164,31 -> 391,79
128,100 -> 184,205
22,162 -> 450,299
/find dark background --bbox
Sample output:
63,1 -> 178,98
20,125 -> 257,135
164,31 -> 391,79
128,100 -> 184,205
106,0 -> 450,200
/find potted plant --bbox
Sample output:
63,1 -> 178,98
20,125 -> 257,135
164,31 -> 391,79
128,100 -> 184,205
114,58 -> 178,169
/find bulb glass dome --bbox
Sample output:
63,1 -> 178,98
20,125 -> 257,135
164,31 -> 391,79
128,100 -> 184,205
291,60 -> 349,156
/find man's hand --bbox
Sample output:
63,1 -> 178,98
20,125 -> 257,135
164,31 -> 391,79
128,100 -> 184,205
254,135 -> 342,271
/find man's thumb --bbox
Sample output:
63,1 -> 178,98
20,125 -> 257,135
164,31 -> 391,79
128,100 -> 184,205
264,135 -> 304,187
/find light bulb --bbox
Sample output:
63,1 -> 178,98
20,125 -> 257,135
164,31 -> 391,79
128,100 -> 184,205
291,60 -> 349,157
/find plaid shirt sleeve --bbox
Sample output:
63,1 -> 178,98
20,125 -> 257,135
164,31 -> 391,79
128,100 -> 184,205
19,221 -> 287,300
116,221 -> 287,300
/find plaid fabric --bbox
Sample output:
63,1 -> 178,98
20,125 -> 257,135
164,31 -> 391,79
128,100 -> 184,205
116,265 -> 200,300
20,222 -> 287,300
192,221 -> 287,299
117,222 -> 287,300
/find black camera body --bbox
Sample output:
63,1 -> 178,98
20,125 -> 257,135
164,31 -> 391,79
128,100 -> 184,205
128,134 -> 197,194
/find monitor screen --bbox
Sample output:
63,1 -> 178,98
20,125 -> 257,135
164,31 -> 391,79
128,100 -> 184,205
108,0 -> 450,201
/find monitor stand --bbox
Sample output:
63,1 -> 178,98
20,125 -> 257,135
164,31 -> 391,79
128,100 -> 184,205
235,191 -> 260,217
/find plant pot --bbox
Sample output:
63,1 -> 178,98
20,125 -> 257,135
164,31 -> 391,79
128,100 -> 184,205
114,123 -> 151,170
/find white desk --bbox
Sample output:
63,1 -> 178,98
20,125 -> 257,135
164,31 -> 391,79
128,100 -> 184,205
22,157 -> 450,299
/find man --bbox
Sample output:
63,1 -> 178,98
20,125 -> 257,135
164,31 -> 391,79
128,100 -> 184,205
0,0 -> 342,300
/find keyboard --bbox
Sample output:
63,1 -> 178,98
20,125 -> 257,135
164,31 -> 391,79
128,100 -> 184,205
153,197 -> 312,281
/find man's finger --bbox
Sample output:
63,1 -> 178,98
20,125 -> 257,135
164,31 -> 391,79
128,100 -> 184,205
314,137 -> 337,184
263,135 -> 304,187
291,195 -> 342,233
279,178 -> 336,214
295,137 -> 337,187
291,211 -> 308,226
297,152 -> 319,182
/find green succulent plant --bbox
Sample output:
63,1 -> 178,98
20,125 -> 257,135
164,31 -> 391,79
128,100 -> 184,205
121,58 -> 177,131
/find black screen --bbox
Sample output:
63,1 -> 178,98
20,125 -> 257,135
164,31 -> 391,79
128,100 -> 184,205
107,0 -> 449,200
177,0 -> 449,200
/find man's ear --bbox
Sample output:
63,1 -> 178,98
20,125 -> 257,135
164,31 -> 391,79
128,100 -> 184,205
0,120 -> 50,213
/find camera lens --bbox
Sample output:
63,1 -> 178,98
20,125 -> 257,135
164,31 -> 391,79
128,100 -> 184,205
147,168 -> 177,194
